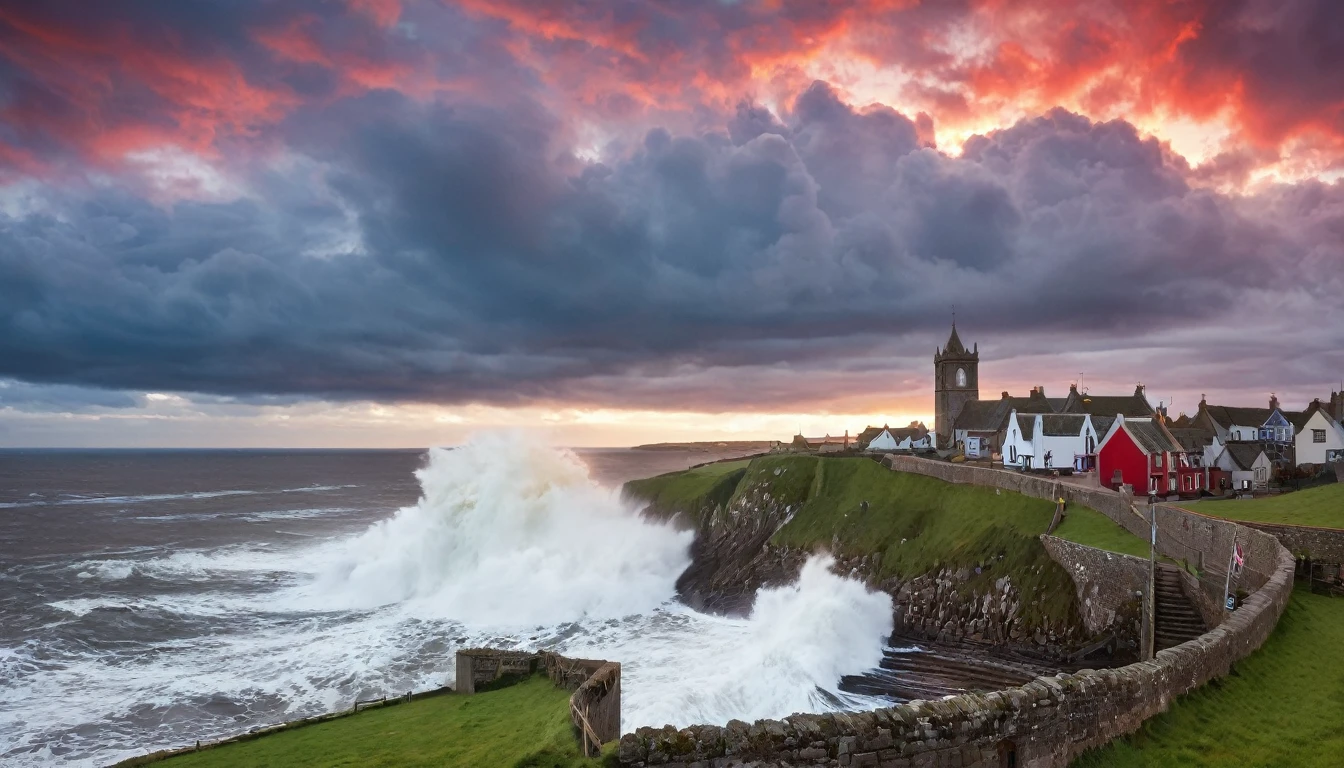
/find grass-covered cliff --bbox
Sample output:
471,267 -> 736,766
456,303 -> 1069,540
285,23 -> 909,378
625,455 -> 1141,649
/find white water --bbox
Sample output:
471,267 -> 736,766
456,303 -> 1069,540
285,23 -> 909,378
303,438 -> 695,624
1,437 -> 896,766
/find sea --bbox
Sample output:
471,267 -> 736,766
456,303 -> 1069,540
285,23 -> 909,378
0,436 -> 895,766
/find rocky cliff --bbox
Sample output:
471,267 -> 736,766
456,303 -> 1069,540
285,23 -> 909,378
625,455 -> 1110,660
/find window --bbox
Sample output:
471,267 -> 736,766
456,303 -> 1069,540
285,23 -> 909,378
1314,429 -> 1327,444
1085,436 -> 1095,454
955,367 -> 967,387
1009,445 -> 1017,462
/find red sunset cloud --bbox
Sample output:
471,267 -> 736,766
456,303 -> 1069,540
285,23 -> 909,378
1,0 -> 1339,183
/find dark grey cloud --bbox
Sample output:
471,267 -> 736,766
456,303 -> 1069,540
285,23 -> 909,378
1,87 -> 1342,412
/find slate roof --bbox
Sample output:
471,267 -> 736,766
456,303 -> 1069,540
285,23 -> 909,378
954,390 -> 1060,435
1015,414 -> 1035,439
1223,442 -> 1267,471
1039,413 -> 1090,436
1068,393 -> 1155,418
1092,416 -> 1116,441
953,399 -> 1012,433
1202,405 -> 1273,429
1167,426 -> 1216,453
856,426 -> 884,447
1285,410 -> 1311,430
1123,418 -> 1183,455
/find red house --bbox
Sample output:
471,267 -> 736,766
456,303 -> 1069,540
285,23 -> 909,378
1097,415 -> 1192,496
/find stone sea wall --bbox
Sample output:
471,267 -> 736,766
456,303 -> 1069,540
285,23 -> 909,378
1234,519 -> 1344,564
1039,535 -> 1145,652
617,457 -> 1296,767
455,648 -> 622,751
881,457 -> 1289,617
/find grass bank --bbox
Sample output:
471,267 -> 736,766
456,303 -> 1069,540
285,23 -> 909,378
1052,506 -> 1153,560
155,675 -> 610,768
631,455 -> 1101,629
1073,586 -> 1344,768
1188,483 -> 1344,529
622,458 -> 750,527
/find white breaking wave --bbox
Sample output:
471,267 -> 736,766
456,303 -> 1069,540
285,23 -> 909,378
304,436 -> 695,625
575,555 -> 894,728
1,438 -> 900,767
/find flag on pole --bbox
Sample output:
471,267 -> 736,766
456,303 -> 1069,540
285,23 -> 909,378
1232,543 -> 1244,574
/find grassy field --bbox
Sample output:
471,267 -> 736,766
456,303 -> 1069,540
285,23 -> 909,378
622,458 -> 750,527
157,675 -> 610,768
1052,506 -> 1153,560
1073,586 -> 1344,768
1188,483 -> 1344,529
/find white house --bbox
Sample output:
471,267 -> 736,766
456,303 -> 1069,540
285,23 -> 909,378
1001,410 -> 1102,471
1193,398 -> 1272,443
1295,405 -> 1344,466
1215,443 -> 1271,491
865,425 -> 932,452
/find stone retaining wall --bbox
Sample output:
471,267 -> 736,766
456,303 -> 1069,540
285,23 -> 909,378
618,457 -> 1297,767
456,649 -> 622,752
883,455 -> 1140,535
1039,535 -> 1145,652
881,456 -> 1288,616
1235,519 -> 1344,564
455,648 -> 538,693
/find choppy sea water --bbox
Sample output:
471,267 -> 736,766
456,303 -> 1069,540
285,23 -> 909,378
0,439 -> 895,766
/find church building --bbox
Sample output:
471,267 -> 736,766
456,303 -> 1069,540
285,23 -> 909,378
933,323 -> 1155,457
933,324 -> 979,450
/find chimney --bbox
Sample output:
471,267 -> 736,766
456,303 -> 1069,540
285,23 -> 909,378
1069,383 -> 1079,394
1200,393 -> 1207,407
1269,393 -> 1280,411
1001,391 -> 1010,399
1135,383 -> 1145,396
1037,386 -> 1046,396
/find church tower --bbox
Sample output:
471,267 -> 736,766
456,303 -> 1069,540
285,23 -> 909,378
934,323 -> 979,450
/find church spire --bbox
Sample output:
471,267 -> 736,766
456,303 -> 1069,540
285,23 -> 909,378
943,322 -> 967,356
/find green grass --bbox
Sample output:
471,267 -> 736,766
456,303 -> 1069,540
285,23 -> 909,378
1073,586 -> 1344,768
623,458 -> 752,528
1053,507 -> 1153,560
157,675 -> 611,768
767,457 -> 1080,628
1188,483 -> 1344,529
629,455 -> 1089,631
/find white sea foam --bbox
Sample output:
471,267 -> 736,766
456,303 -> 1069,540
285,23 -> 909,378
575,555 -> 894,728
302,436 -> 695,624
47,598 -> 136,617
1,438 -> 898,767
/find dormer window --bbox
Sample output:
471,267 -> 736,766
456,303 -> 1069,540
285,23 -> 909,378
956,368 -> 967,387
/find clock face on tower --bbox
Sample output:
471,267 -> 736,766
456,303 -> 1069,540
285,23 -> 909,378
956,368 -> 967,387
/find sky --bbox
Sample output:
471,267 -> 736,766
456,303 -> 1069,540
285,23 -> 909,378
1,0 -> 1342,448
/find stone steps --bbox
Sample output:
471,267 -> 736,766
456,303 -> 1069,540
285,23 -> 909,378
1154,565 -> 1207,650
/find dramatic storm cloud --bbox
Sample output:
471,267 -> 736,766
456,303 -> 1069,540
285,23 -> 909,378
1,0 -> 1341,444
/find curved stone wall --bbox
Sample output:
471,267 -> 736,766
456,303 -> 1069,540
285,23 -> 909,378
617,456 -> 1296,767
